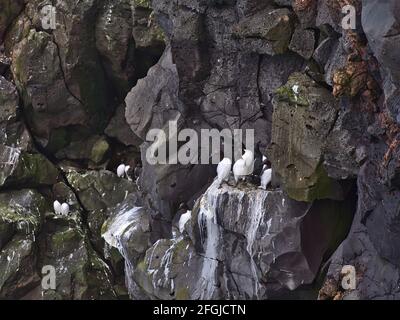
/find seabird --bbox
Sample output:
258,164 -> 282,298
61,203 -> 70,216
117,164 -> 126,178
253,142 -> 264,176
124,165 -> 132,181
53,200 -> 62,215
216,158 -> 232,187
242,149 -> 254,175
233,158 -> 248,183
259,168 -> 272,190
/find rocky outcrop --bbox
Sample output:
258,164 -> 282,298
5,0 -> 164,159
0,0 -> 24,43
268,72 -> 343,202
103,180 -> 355,299
320,162 -> 400,300
0,0 -> 163,300
362,0 -> 400,120
2,0 -> 400,301
66,169 -> 137,251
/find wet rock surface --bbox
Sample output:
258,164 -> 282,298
0,0 -> 400,300
103,180 -> 354,299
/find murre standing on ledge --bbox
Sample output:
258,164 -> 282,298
233,149 -> 254,183
216,158 -> 232,187
253,142 -> 264,177
259,159 -> 272,190
117,164 -> 126,177
242,149 -> 254,174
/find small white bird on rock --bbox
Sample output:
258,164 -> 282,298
53,200 -> 62,215
61,203 -> 70,216
242,149 -> 254,175
259,168 -> 272,190
233,158 -> 248,183
217,158 -> 232,187
117,164 -> 126,177
117,164 -> 132,180
124,165 -> 132,181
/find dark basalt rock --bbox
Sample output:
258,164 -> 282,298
105,104 -> 142,147
321,162 -> 400,300
362,0 -> 400,120
268,72 -> 343,202
233,8 -> 294,55
289,27 -> 316,60
0,0 -> 24,43
103,180 -> 355,299
1,0 -> 400,301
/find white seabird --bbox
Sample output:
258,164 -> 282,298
259,168 -> 272,190
216,158 -> 232,187
242,149 -> 254,175
61,203 -> 70,216
117,164 -> 126,177
124,165 -> 132,181
233,158 -> 248,183
53,200 -> 62,215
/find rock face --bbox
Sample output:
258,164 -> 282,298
269,72 -> 343,202
2,0 -> 400,301
0,0 -> 164,300
103,180 -> 354,299
362,0 -> 400,120
0,0 -> 24,43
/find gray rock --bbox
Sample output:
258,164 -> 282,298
362,0 -> 400,120
0,0 -> 24,43
233,8 -> 294,55
289,28 -> 316,60
126,48 -> 183,140
10,29 -> 88,150
313,37 -> 338,69
96,0 -> 136,96
0,75 -> 18,123
0,52 -> 11,75
65,168 -> 137,251
105,104 -> 142,147
320,162 -> 400,300
114,179 -> 354,299
274,0 -> 291,7
268,72 -> 343,202
55,135 -> 110,164
259,52 -> 307,128
293,0 -> 318,29
102,195 -> 150,299
0,189 -> 45,298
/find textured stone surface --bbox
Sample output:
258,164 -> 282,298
289,27 -> 315,60
362,0 -> 400,120
104,180 -> 354,299
320,162 -> 400,300
1,0 -> 400,301
268,73 -> 342,202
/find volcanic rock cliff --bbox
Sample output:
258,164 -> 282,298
0,0 -> 400,300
